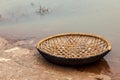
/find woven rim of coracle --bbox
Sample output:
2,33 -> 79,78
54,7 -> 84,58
37,33 -> 112,59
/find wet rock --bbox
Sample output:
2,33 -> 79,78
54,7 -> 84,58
93,74 -> 111,80
14,38 -> 37,48
4,47 -> 20,53
0,36 -> 113,80
0,57 -> 11,62
0,37 -> 9,50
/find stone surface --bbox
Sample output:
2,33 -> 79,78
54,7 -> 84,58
0,37 -> 8,50
0,37 -> 112,80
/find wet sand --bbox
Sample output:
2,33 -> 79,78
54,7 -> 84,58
0,37 -> 112,80
0,0 -> 120,80
0,36 -> 119,80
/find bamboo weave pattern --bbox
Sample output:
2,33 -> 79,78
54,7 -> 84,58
39,34 -> 109,58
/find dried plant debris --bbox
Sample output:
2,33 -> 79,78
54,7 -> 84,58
36,5 -> 49,15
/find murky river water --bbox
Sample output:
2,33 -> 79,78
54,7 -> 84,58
0,0 -> 120,79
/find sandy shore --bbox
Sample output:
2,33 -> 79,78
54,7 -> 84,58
0,36 -> 113,80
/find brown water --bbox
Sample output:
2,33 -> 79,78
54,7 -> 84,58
0,0 -> 120,79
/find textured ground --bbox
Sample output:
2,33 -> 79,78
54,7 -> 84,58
0,37 -> 112,80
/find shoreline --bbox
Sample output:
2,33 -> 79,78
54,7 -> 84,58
0,36 -> 114,80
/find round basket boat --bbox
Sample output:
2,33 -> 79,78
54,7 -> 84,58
37,33 -> 111,65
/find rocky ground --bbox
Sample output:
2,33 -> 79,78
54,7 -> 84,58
0,37 -> 112,80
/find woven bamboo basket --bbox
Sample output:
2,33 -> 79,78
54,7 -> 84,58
37,33 -> 111,65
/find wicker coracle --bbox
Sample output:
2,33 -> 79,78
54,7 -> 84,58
37,33 -> 111,65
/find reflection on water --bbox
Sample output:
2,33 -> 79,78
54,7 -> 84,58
75,59 -> 111,74
36,52 -> 111,79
